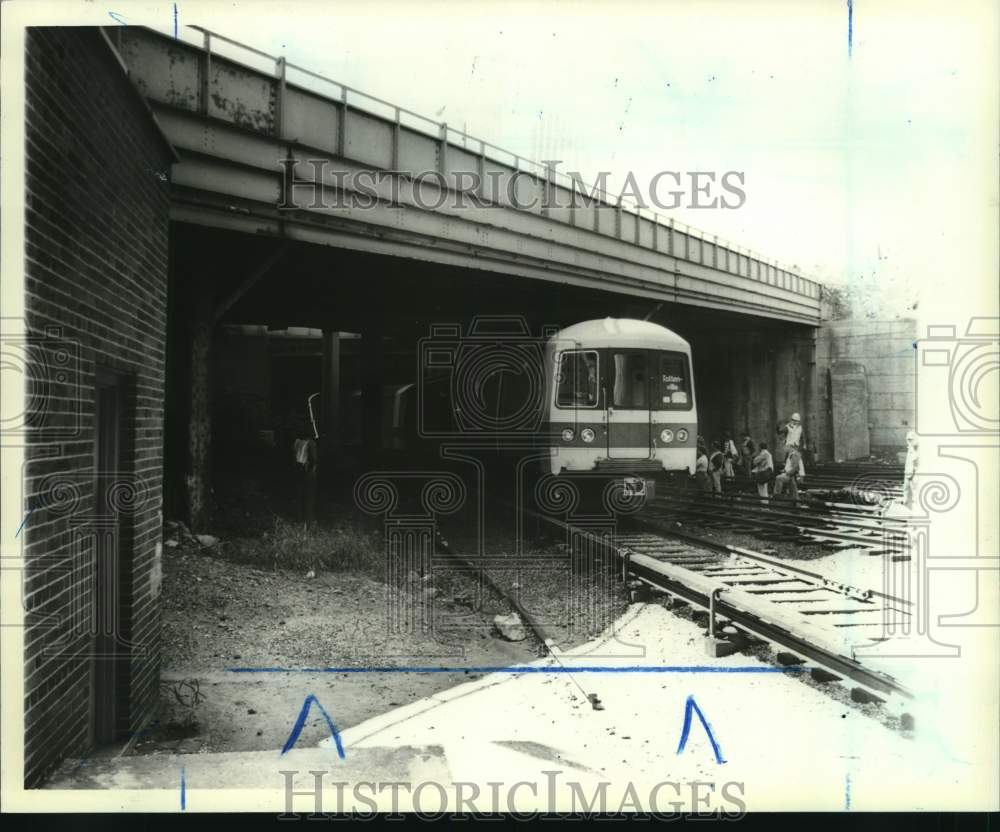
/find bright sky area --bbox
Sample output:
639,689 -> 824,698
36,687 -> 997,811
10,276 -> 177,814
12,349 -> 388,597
54,0 -> 1000,323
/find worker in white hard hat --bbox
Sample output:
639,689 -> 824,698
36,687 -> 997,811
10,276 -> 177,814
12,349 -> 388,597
776,411 -> 806,467
903,430 -> 919,509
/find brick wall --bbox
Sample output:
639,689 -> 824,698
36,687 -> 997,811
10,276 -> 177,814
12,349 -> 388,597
22,27 -> 173,786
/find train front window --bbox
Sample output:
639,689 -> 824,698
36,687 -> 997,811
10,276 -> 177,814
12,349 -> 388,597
556,350 -> 599,408
610,351 -> 649,409
658,352 -> 691,409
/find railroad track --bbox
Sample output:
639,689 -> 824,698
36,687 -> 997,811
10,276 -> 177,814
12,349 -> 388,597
518,502 -> 915,713
433,529 -> 611,710
644,487 -> 909,556
432,530 -> 557,651
725,463 -> 905,501
799,463 -> 905,499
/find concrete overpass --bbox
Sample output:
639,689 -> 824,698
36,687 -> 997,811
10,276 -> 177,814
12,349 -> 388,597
114,25 -> 822,327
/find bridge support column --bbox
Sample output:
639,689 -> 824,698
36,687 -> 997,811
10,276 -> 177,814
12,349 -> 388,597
321,330 -> 341,468
186,289 -> 213,532
362,313 -> 385,458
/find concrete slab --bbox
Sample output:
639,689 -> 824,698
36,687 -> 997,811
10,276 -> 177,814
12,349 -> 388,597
41,601 -> 988,811
46,744 -> 450,791
324,604 -> 977,811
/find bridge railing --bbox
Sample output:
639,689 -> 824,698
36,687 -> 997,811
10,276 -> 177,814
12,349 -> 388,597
126,22 -> 821,302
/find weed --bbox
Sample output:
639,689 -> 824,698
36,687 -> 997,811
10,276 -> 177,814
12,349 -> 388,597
223,518 -> 384,576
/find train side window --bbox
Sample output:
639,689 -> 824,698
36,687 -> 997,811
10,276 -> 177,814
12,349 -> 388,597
658,352 -> 692,410
556,350 -> 599,408
610,350 -> 649,409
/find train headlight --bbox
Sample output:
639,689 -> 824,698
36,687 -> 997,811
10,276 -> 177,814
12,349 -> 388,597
561,428 -> 575,442
581,428 -> 595,443
676,429 -> 689,442
660,429 -> 674,443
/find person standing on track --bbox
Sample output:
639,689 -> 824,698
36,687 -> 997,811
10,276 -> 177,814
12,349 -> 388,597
777,411 -> 805,467
752,441 -> 774,499
903,430 -> 919,509
694,440 -> 711,492
741,434 -> 757,479
722,433 -> 738,489
773,446 -> 805,503
709,441 -> 725,494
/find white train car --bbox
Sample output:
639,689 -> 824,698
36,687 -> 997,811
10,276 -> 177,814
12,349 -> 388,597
545,318 -> 698,476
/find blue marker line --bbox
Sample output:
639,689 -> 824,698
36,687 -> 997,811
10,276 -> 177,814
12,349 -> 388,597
676,694 -> 726,764
282,694 -> 345,758
108,11 -> 127,25
173,4 -> 178,39
228,665 -> 805,674
844,772 -> 851,810
180,766 -> 186,810
847,0 -> 854,57
14,509 -> 33,537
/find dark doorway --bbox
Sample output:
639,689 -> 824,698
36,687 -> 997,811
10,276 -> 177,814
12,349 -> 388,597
92,367 -> 129,746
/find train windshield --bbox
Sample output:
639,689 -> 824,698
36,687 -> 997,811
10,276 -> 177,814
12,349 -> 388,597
658,352 -> 691,408
606,349 -> 691,410
611,351 -> 649,408
556,350 -> 599,407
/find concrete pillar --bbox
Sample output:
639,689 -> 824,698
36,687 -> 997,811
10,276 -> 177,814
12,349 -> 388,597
321,331 -> 341,463
769,342 -> 780,442
802,332 -> 821,463
736,335 -> 752,435
187,291 -> 213,532
362,313 -> 384,456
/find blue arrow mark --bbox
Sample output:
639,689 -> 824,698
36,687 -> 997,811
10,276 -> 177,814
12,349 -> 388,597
281,694 -> 345,759
676,694 -> 726,764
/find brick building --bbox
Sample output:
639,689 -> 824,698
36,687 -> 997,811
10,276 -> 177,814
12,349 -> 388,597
21,27 -> 176,786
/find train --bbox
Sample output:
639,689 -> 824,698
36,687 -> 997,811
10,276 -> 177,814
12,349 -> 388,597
543,318 -> 697,478
378,317 -> 698,498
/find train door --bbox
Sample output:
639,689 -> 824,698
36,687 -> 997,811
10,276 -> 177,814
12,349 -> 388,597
606,349 -> 652,458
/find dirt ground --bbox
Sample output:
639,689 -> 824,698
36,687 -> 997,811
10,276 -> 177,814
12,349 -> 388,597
132,513 -> 627,758
130,482 -> 883,759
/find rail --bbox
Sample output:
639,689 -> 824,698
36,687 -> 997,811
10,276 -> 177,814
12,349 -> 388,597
519,502 -> 913,703
643,488 -> 908,554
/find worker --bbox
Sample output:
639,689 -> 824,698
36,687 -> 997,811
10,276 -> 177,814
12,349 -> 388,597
751,441 -> 774,499
292,413 -> 319,524
903,431 -> 919,509
709,441 -> 725,494
773,446 -> 806,503
777,411 -> 805,466
723,433 -> 738,488
740,434 -> 757,479
694,441 -> 711,492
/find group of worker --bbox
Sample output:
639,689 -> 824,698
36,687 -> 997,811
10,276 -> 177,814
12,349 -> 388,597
694,412 -> 808,503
